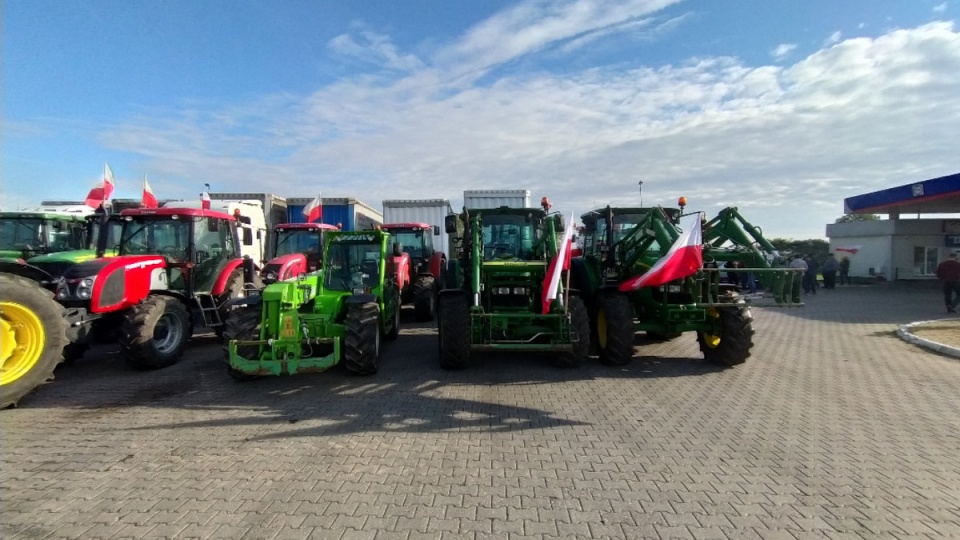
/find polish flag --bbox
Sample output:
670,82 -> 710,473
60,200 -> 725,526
619,214 -> 703,291
141,176 -> 159,208
303,193 -> 323,223
201,191 -> 211,210
84,163 -> 115,209
835,245 -> 862,255
541,213 -> 575,314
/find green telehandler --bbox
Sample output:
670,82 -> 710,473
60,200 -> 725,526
223,229 -> 405,379
571,201 -> 803,367
437,201 -> 590,369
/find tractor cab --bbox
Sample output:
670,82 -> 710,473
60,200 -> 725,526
0,212 -> 89,260
324,234 -> 390,294
118,207 -> 240,294
261,222 -> 339,284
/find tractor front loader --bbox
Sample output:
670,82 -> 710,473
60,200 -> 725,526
224,229 -> 404,379
573,201 -> 803,368
437,201 -> 590,370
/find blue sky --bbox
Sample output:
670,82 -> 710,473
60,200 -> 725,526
3,0 -> 958,238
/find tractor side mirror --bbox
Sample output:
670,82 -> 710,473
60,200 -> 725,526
444,215 -> 458,234
208,218 -> 220,232
554,215 -> 564,232
433,225 -> 440,236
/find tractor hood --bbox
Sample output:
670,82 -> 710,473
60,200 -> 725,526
482,260 -> 547,278
62,255 -> 167,280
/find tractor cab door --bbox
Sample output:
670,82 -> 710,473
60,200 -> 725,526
190,217 -> 239,294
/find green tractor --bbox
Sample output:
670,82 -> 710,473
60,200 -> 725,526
28,212 -> 125,286
223,229 -> 405,380
572,202 -> 803,367
437,202 -> 590,369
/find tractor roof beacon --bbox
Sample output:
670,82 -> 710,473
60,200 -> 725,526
436,200 -> 590,370
54,206 -> 256,368
572,201 -> 803,368
224,229 -> 406,380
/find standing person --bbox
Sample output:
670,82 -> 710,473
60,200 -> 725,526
821,253 -> 839,289
802,255 -> 819,295
839,256 -> 851,285
936,252 -> 960,313
788,254 -> 807,302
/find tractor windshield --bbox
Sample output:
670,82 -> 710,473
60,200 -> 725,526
324,241 -> 381,292
389,230 -> 424,259
88,216 -> 124,252
481,215 -> 538,261
596,212 -> 660,251
0,217 -> 86,255
274,229 -> 322,258
120,216 -> 192,261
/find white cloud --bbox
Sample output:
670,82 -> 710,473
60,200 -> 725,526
824,31 -> 843,46
328,22 -> 425,72
100,13 -> 960,239
770,43 -> 797,61
933,2 -> 948,14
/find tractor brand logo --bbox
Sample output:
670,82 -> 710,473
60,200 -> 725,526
333,234 -> 377,243
124,259 -> 165,271
280,316 -> 296,338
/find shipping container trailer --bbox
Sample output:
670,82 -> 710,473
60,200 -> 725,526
285,197 -> 383,231
382,199 -> 453,259
462,189 -> 531,210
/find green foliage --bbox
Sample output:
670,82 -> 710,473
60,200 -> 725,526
770,238 -> 830,262
835,213 -> 881,223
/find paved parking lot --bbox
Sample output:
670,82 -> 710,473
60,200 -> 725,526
2,282 -> 960,539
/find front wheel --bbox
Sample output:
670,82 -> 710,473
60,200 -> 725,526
221,306 -> 263,381
120,296 -> 191,370
595,292 -> 634,366
1,274 -> 68,408
343,302 -> 380,375
697,306 -> 754,367
438,294 -> 471,369
215,270 -> 245,337
553,296 -> 590,368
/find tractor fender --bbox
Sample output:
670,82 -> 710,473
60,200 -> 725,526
211,258 -> 245,297
0,260 -> 54,287
428,252 -> 445,280
345,294 -> 378,305
261,253 -> 307,283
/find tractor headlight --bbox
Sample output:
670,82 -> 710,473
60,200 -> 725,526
667,285 -> 682,293
512,287 -> 528,295
56,277 -> 68,299
76,277 -> 96,300
493,287 -> 511,295
352,287 -> 366,295
264,271 -> 277,281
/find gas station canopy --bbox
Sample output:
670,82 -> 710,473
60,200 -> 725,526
844,172 -> 960,215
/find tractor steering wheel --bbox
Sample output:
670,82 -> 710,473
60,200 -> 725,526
159,246 -> 185,260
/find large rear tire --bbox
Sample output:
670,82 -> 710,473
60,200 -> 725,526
1,274 -> 68,408
221,306 -> 263,381
595,291 -> 634,366
553,296 -> 590,368
413,276 -> 437,321
438,294 -> 471,370
120,296 -> 191,370
697,305 -> 754,367
343,302 -> 380,375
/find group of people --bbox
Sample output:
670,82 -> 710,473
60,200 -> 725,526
788,253 -> 851,294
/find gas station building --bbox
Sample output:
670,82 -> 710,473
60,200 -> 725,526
826,172 -> 960,281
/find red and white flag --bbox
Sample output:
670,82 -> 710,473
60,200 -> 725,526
541,213 -> 575,314
835,245 -> 862,255
200,191 -> 211,210
141,176 -> 158,208
303,193 -> 323,223
619,214 -> 703,291
84,163 -> 115,209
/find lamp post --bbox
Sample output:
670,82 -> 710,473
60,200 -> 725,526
638,180 -> 644,207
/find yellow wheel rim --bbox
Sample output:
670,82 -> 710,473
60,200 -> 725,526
700,307 -> 721,349
597,308 -> 608,349
0,301 -> 47,386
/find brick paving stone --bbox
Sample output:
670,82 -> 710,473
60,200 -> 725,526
3,284 -> 960,539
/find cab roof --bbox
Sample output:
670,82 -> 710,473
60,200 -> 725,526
120,207 -> 235,221
380,222 -> 432,230
275,222 -> 339,231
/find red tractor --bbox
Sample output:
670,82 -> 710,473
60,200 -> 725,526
259,222 -> 339,285
55,206 -> 252,369
378,223 -> 445,321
